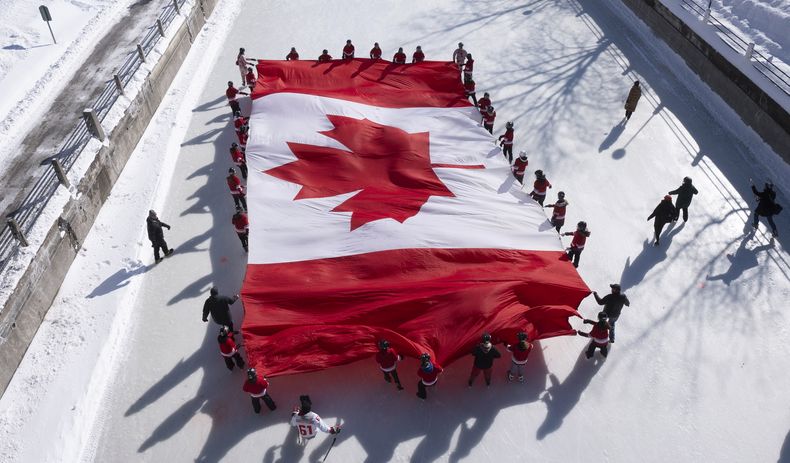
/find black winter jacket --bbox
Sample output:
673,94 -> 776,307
594,292 -> 631,319
471,344 -> 501,369
752,185 -> 777,217
202,294 -> 238,325
648,200 -> 676,225
146,216 -> 170,244
668,183 -> 698,208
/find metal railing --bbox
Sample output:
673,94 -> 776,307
0,0 -> 189,278
675,0 -> 790,96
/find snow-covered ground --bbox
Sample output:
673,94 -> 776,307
2,0 -> 790,462
702,0 -> 789,65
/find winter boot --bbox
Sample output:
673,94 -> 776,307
507,371 -> 514,382
518,375 -> 525,383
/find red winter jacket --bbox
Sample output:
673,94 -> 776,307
245,70 -> 256,87
232,212 -> 249,233
532,178 -> 552,196
464,80 -> 476,95
227,174 -> 244,195
548,200 -> 568,220
499,128 -> 514,146
566,229 -> 590,249
412,50 -> 425,63
342,44 -> 355,59
417,363 -> 443,385
482,110 -> 496,126
370,47 -> 382,59
512,157 -> 528,175
393,52 -> 407,64
477,96 -> 491,111
464,57 -> 474,72
242,375 -> 269,397
226,86 -> 240,101
318,52 -> 332,62
588,323 -> 609,346
234,116 -> 248,132
507,342 -> 532,364
375,348 -> 400,372
230,147 -> 245,165
286,51 -> 299,61
218,335 -> 237,357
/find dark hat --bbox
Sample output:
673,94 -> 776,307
299,395 -> 312,414
210,286 -> 219,296
610,283 -> 621,291
246,368 -> 257,381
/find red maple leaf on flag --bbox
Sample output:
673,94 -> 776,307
265,115 -> 482,230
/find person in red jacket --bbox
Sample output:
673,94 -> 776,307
342,39 -> 355,59
506,332 -> 532,382
375,340 -> 404,390
478,92 -> 491,111
463,53 -> 474,81
370,42 -> 382,59
416,353 -> 443,400
544,191 -> 568,232
481,105 -> 496,134
563,221 -> 590,268
530,169 -> 552,205
577,312 -> 611,358
218,325 -> 245,370
286,47 -> 299,60
318,49 -> 332,62
244,67 -> 256,90
232,206 -> 249,252
412,45 -> 425,63
498,121 -> 514,162
225,81 -> 247,115
233,110 -> 248,133
229,142 -> 247,179
243,368 -> 277,413
512,151 -> 529,184
393,47 -> 407,64
227,167 -> 247,210
464,78 -> 478,107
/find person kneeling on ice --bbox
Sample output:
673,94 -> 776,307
290,395 -> 340,446
217,325 -> 245,371
468,333 -> 501,387
376,339 -> 404,390
577,312 -> 611,359
242,368 -> 276,414
506,332 -> 532,382
416,353 -> 443,400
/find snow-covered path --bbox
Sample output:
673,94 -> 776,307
2,0 -> 789,462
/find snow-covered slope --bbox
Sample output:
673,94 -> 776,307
1,0 -> 789,462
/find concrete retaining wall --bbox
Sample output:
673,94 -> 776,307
619,0 -> 790,162
0,0 -> 219,396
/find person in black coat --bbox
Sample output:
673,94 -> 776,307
146,210 -> 173,263
593,283 -> 630,343
751,181 -> 779,237
647,195 -> 676,246
468,333 -> 501,387
668,176 -> 698,222
203,287 -> 240,331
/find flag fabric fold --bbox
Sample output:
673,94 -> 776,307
242,58 -> 589,377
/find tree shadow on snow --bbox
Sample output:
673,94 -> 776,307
536,350 -> 605,439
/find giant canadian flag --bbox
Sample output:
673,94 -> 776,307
241,59 -> 589,376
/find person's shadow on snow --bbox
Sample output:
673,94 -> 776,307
706,232 -> 773,285
87,261 -> 151,298
536,350 -> 605,440
598,119 -> 626,153
618,222 -> 684,291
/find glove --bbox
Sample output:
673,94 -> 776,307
330,426 -> 342,434
165,225 -> 171,230
292,406 -> 300,415
202,318 -> 208,322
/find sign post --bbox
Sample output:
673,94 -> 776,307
39,5 -> 56,44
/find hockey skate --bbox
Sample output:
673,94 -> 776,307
518,375 -> 525,383
507,371 -> 514,382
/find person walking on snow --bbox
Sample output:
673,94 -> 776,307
369,42 -> 382,59
375,340 -> 404,390
512,151 -> 529,184
544,191 -> 568,232
647,195 -> 676,246
236,48 -> 255,84
498,121 -> 514,162
146,210 -> 173,263
232,206 -> 249,252
453,42 -> 468,73
226,81 -> 248,115
342,39 -> 355,59
563,221 -> 590,268
202,287 -> 239,331
624,80 -> 642,121
244,67 -> 256,91
463,53 -> 474,81
318,49 -> 332,62
468,333 -> 501,387
530,169 -> 552,206
229,142 -> 247,179
506,332 -> 532,382
668,176 -> 698,222
577,312 -> 611,359
481,105 -> 496,134
478,92 -> 491,111
243,368 -> 277,414
286,47 -> 299,60
751,180 -> 780,237
217,325 -> 245,370
227,167 -> 247,211
290,395 -> 340,446
416,353 -> 443,400
464,78 -> 478,107
593,283 -> 630,343
393,47 -> 407,64
412,46 -> 425,63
